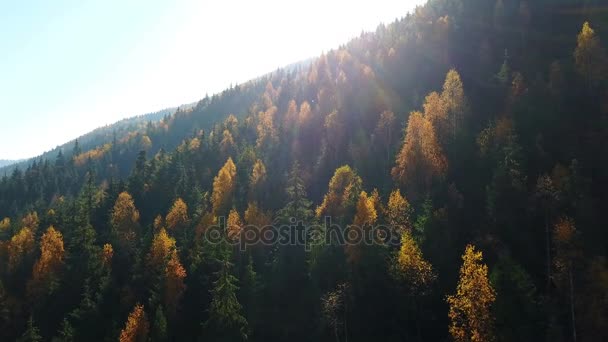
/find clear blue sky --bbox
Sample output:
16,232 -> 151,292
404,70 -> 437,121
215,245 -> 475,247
0,0 -> 423,160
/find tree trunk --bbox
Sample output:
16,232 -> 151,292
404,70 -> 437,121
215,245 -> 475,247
545,211 -> 551,291
569,266 -> 577,342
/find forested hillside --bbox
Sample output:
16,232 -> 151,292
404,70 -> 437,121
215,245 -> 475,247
1,0 -> 607,341
0,107 -> 178,177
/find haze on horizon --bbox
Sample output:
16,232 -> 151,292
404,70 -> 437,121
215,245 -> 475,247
0,0 -> 423,160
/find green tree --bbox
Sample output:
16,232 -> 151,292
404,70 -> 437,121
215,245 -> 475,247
204,260 -> 248,341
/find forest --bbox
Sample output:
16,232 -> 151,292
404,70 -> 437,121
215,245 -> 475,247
0,0 -> 607,341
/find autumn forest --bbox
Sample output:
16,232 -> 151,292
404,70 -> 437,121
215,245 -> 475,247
1,0 -> 608,341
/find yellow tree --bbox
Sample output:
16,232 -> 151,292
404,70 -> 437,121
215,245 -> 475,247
226,209 -> 243,241
353,191 -> 377,227
220,129 -> 236,159
394,230 -> 435,292
347,191 -> 378,264
102,243 -> 114,269
153,215 -> 164,231
21,212 -> 40,232
244,202 -> 272,228
147,229 -> 187,316
391,111 -> 447,200
256,106 -> 278,150
165,198 -> 190,232
29,226 -> 65,296
441,69 -> 467,137
447,245 -> 496,342
386,189 -> 413,233
249,159 -> 267,200
8,227 -> 35,272
147,229 -> 176,268
111,191 -> 140,245
574,22 -> 607,86
165,252 -> 187,316
119,304 -> 149,342
0,217 -> 10,231
316,165 -> 362,220
423,91 -> 448,138
211,158 -> 237,215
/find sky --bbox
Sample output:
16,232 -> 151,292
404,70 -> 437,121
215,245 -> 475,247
0,0 -> 423,160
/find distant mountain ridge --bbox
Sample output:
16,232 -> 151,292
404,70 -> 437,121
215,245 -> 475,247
0,160 -> 21,168
0,105 -> 193,175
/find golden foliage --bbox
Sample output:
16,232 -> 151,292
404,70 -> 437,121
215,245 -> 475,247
224,114 -> 239,132
256,106 -> 278,149
211,158 -> 237,215
249,159 -> 267,197
226,209 -> 243,241
346,191 -> 378,264
102,243 -> 114,268
147,229 -> 186,314
8,227 -> 35,272
369,188 -> 384,219
353,191 -> 377,227
165,198 -> 190,231
147,228 -> 176,268
220,129 -> 236,158
423,91 -> 448,130
188,137 -> 201,151
244,202 -> 272,228
574,22 -> 607,84
119,304 -> 149,342
74,143 -> 112,166
391,111 -> 447,198
298,101 -> 312,126
140,135 -> 152,150
164,252 -> 187,316
21,211 -> 39,232
111,192 -> 140,243
30,226 -> 65,294
0,217 -> 10,231
196,212 -> 217,240
395,230 -> 435,292
153,215 -> 164,231
447,245 -> 496,342
316,165 -> 362,219
441,69 -> 467,136
386,189 -> 412,229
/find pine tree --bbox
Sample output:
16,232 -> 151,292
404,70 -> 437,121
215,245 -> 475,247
204,260 -> 248,341
275,161 -> 313,224
18,316 -> 42,342
152,306 -> 168,342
